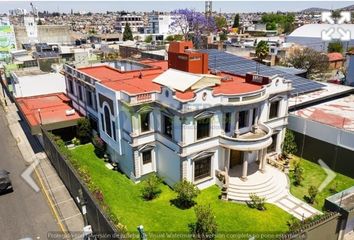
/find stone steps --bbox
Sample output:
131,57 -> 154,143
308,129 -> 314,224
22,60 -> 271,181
227,166 -> 288,202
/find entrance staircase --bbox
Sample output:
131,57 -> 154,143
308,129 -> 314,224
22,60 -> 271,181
227,163 -> 288,202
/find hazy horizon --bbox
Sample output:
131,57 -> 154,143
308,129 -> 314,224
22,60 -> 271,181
0,1 -> 352,14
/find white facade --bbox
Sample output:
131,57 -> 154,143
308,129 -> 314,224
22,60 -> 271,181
115,15 -> 144,33
11,71 -> 66,98
146,14 -> 179,35
64,63 -> 291,191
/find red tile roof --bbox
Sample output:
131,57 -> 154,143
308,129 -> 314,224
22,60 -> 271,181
78,61 -> 263,101
16,93 -> 81,128
327,52 -> 343,62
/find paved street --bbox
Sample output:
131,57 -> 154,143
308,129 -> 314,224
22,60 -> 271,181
0,109 -> 59,240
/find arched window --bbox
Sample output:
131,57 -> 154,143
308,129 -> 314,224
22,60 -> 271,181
104,106 -> 112,137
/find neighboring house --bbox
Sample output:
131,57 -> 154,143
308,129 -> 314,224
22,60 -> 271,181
327,52 -> 344,70
63,41 -> 291,196
115,14 -> 144,33
10,68 -> 66,98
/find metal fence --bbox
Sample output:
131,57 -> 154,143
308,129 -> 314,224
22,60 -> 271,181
280,212 -> 342,240
41,128 -> 119,239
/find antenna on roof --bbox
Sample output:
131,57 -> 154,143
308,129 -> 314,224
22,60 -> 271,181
138,71 -> 143,79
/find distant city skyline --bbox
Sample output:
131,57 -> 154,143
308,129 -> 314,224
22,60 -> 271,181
0,1 -> 352,14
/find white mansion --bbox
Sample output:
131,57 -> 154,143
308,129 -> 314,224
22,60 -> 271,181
63,41 -> 291,200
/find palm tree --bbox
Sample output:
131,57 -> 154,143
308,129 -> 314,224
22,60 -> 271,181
255,41 -> 269,63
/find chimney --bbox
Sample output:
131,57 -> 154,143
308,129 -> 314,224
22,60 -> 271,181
167,41 -> 209,74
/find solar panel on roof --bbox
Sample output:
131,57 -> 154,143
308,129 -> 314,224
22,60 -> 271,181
200,49 -> 325,95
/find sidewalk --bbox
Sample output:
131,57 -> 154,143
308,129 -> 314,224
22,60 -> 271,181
0,83 -> 84,239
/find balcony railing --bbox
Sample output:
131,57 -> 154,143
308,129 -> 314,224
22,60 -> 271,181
219,123 -> 273,151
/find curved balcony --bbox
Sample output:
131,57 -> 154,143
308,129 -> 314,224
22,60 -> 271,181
219,123 -> 273,151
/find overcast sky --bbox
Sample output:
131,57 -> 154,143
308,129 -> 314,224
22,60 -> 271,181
0,1 -> 352,14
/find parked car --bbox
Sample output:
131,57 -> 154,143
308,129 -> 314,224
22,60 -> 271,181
0,169 -> 13,194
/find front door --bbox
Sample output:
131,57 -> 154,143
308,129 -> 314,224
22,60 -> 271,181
230,150 -> 243,169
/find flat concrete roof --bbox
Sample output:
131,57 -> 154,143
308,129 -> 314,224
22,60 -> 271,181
293,94 -> 354,132
16,93 -> 82,134
289,82 -> 354,109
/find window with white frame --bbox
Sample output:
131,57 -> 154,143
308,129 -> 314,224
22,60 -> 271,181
194,156 -> 212,181
104,105 -> 112,137
197,117 -> 211,140
269,100 -> 280,119
224,112 -> 231,133
140,111 -> 151,133
162,114 -> 173,138
142,149 -> 152,165
238,110 -> 249,129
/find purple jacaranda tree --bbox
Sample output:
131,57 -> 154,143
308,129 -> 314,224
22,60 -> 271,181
170,9 -> 216,48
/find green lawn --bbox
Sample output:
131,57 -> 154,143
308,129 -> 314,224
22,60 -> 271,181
289,156 -> 354,210
70,144 -> 292,236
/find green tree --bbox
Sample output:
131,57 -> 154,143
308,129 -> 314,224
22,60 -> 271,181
174,179 -> 200,209
293,160 -> 304,186
328,41 -> 343,53
174,34 -> 183,41
287,47 -> 329,77
123,22 -> 133,41
255,40 -> 269,62
77,118 -> 91,144
141,174 -> 162,200
282,129 -> 298,158
144,35 -> 153,43
261,13 -> 294,34
232,14 -> 240,28
266,22 -> 276,30
214,15 -> 227,31
165,35 -> 174,42
219,31 -> 227,41
189,205 -> 217,240
307,185 -> 318,204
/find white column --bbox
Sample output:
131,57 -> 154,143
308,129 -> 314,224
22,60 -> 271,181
235,112 -> 240,137
261,148 -> 267,173
241,157 -> 248,181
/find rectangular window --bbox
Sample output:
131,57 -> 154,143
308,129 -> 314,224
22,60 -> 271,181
269,101 -> 280,119
267,134 -> 278,153
86,90 -> 93,107
162,114 -> 173,138
252,108 -> 257,125
224,112 -> 231,133
197,117 -> 210,140
112,121 -> 116,141
194,156 -> 211,181
239,110 -> 248,129
140,112 -> 150,133
68,79 -> 73,94
142,150 -> 152,165
78,85 -> 83,101
100,113 -> 105,132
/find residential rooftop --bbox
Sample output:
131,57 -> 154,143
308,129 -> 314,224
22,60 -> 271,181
288,82 -> 354,110
292,94 -> 354,132
78,60 -> 262,101
16,93 -> 82,134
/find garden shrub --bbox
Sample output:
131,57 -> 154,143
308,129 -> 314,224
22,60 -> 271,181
248,193 -> 266,210
77,118 -> 92,144
92,135 -> 106,158
141,174 -> 162,200
293,160 -> 304,186
307,185 -> 318,204
189,205 -> 217,240
173,179 -> 200,209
